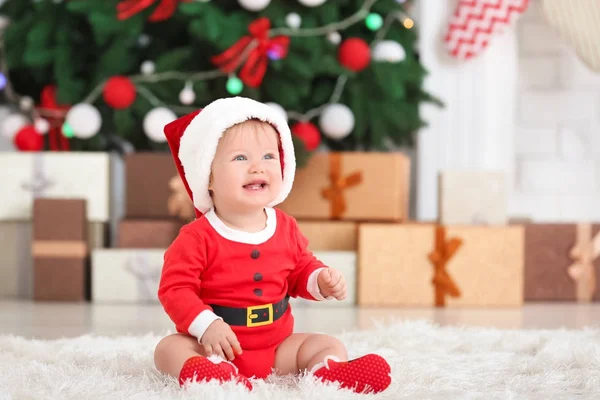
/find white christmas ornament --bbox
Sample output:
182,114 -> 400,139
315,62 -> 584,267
1,113 -> 28,139
319,103 -> 354,140
327,31 -> 341,45
179,81 -> 196,105
34,118 -> 50,135
140,60 -> 155,75
19,96 -> 33,111
265,102 -> 288,123
66,103 -> 102,139
238,0 -> 270,11
372,40 -> 406,63
144,107 -> 176,142
286,13 -> 302,29
297,0 -> 327,6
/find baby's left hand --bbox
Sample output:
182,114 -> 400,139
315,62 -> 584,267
317,268 -> 347,300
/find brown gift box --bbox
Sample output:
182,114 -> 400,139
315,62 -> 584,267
125,152 -> 194,221
524,223 -> 600,302
297,221 -> 357,251
118,219 -> 185,248
357,223 -> 524,307
33,198 -> 88,302
277,152 -> 410,221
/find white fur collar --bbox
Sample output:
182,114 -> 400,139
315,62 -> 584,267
205,208 -> 277,244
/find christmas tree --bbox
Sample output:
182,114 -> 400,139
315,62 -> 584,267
0,0 -> 439,165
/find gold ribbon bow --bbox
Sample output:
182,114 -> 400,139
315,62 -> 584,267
167,175 -> 195,222
567,223 -> 600,302
428,225 -> 462,307
321,153 -> 363,219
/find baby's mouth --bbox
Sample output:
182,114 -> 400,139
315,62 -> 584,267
243,180 -> 268,190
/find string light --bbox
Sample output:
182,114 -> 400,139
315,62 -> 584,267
0,0 -> 415,131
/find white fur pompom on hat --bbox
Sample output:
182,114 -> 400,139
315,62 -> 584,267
163,97 -> 296,218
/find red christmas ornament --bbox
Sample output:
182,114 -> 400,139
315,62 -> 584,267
103,76 -> 137,109
14,125 -> 43,152
338,38 -> 371,72
291,122 -> 321,151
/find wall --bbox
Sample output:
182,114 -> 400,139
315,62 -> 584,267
513,0 -> 600,221
415,0 -> 517,221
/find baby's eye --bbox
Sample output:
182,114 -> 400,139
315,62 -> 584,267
233,155 -> 247,161
264,153 -> 276,160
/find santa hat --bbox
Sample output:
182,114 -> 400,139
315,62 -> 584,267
163,96 -> 296,219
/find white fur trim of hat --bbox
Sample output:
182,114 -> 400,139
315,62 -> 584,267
177,97 -> 296,214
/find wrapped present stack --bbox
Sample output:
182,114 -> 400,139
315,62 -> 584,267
91,152 -> 194,304
277,151 -> 412,308
353,168 -> 525,308
0,152 -> 110,300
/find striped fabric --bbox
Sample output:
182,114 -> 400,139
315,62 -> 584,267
445,0 -> 530,60
543,0 -> 600,72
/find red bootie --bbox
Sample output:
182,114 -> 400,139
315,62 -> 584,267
312,354 -> 391,394
178,356 -> 253,390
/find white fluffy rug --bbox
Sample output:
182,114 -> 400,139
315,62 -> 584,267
1,320 -> 600,399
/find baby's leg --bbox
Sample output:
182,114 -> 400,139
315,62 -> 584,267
154,333 -> 206,378
273,333 -> 347,375
274,333 -> 391,394
154,333 -> 252,390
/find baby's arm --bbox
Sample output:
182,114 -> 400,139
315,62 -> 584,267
286,221 -> 331,301
158,226 -> 222,341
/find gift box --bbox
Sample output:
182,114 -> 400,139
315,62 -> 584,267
277,152 -> 410,221
117,219 -> 184,248
32,198 -> 89,302
0,221 -> 107,299
357,223 -> 524,307
524,223 -> 600,302
125,152 -> 194,220
297,221 -> 357,251
289,251 -> 356,308
92,248 -> 165,303
438,170 -> 507,225
0,152 -> 110,222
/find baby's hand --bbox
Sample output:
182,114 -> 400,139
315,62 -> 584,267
200,319 -> 242,361
317,268 -> 347,300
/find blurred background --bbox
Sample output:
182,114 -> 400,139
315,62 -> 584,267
1,0 -> 599,338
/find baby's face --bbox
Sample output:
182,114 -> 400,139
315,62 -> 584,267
209,120 -> 283,213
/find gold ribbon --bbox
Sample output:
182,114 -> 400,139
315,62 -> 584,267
167,175 -> 195,222
567,223 -> 600,302
428,225 -> 462,307
32,240 -> 88,258
321,153 -> 363,219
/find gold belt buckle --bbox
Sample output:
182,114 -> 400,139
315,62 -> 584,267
246,303 -> 273,327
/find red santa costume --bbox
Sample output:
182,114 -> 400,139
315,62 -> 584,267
160,97 -> 391,393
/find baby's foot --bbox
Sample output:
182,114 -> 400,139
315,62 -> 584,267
311,353 -> 391,394
179,355 -> 253,390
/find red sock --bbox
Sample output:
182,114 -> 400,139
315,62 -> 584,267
312,353 -> 391,394
178,356 -> 253,390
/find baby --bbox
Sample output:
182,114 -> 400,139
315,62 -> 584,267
153,97 -> 391,394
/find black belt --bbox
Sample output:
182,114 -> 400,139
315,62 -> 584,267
209,296 -> 290,327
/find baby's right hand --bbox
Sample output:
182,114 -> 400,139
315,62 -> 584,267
200,319 -> 243,361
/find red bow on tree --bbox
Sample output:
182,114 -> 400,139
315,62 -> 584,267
39,85 -> 71,151
117,0 -> 190,22
211,18 -> 290,88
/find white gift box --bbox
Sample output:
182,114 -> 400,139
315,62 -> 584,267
0,152 -> 111,222
92,249 -> 165,303
289,251 -> 357,308
438,170 -> 507,225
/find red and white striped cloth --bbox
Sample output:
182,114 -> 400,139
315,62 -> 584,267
445,0 -> 530,60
